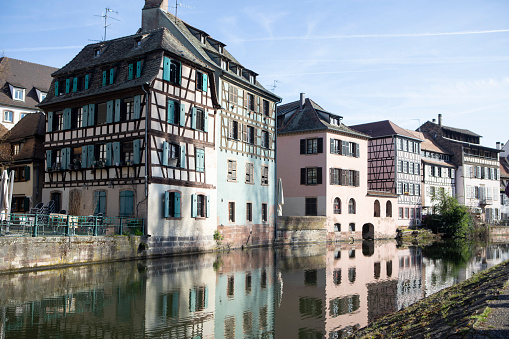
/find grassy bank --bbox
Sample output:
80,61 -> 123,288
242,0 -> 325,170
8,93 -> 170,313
351,260 -> 509,338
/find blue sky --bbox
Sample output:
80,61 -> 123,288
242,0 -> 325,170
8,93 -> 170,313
2,0 -> 509,148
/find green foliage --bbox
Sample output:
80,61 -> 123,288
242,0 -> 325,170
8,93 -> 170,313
213,230 -> 224,244
423,191 -> 474,238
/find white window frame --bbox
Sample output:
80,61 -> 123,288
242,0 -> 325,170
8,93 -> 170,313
3,110 -> 14,123
13,88 -> 25,101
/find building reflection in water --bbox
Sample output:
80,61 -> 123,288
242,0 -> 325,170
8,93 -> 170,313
2,242 -> 509,338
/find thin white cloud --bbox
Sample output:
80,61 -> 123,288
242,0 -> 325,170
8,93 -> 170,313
233,29 -> 509,42
258,68 -> 400,78
4,46 -> 83,52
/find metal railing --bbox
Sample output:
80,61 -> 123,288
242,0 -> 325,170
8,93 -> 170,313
0,213 -> 145,237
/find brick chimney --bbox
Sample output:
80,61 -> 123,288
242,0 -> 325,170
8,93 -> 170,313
142,0 -> 168,33
438,113 -> 442,127
496,142 -> 501,150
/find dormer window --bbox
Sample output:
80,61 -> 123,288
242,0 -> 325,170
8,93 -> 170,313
40,92 -> 47,101
219,45 -> 224,54
200,35 -> 206,44
13,88 -> 25,101
330,116 -> 341,126
11,143 -> 21,156
249,74 -> 255,84
221,59 -> 227,70
94,48 -> 101,57
135,38 -> 142,47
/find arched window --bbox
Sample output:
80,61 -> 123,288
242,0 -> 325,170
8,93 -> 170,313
333,198 -> 341,214
349,223 -> 356,232
334,223 -> 341,232
348,199 -> 356,214
374,200 -> 380,217
386,201 -> 393,217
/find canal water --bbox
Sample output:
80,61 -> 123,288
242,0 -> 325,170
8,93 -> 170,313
1,240 -> 509,338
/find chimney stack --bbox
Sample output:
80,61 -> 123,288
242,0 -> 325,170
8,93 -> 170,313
142,0 -> 168,33
496,142 -> 501,150
143,0 -> 168,10
432,118 -> 436,124
438,114 -> 442,127
300,93 -> 305,109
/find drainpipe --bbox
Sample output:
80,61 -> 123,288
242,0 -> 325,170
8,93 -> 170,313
274,96 -> 282,243
142,83 -> 150,197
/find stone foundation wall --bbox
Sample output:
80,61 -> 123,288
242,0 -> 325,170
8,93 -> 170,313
216,224 -> 275,249
489,226 -> 509,236
146,235 -> 215,256
0,236 -> 144,273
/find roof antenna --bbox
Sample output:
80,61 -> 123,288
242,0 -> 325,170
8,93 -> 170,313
94,8 -> 120,41
267,80 -> 279,92
171,0 -> 195,23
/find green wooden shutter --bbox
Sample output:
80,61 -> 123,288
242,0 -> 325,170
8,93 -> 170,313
189,288 -> 196,312
179,103 -> 186,127
24,166 -> 30,180
72,77 -> 78,92
180,145 -> 186,168
202,73 -> 208,92
47,112 -> 53,132
106,143 -> 112,166
203,111 -> 208,133
134,95 -> 141,119
162,141 -> 169,166
46,150 -> 53,170
136,61 -> 142,78
115,99 -> 121,122
88,104 -> 95,126
65,78 -> 70,93
63,108 -> 71,130
206,195 -> 210,218
106,100 -> 114,123
102,70 -> 107,86
109,68 -> 115,85
164,191 -> 170,218
23,197 -> 30,212
88,145 -> 95,167
191,194 -> 197,218
55,81 -> 59,96
167,99 -> 175,124
113,142 -> 121,165
128,63 -> 134,80
82,105 -> 89,128
120,191 -> 134,217
82,145 -> 88,168
84,74 -> 89,90
178,61 -> 182,85
191,107 -> 197,129
174,192 -> 181,218
163,57 -> 171,81
133,139 -> 141,165
62,148 -> 70,170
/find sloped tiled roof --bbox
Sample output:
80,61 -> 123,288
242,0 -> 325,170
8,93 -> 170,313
350,120 -> 422,141
0,113 -> 46,162
442,125 -> 481,137
407,130 -> 449,154
499,162 -> 509,179
0,123 -> 8,138
277,97 -> 369,138
41,27 -> 210,107
0,57 -> 57,110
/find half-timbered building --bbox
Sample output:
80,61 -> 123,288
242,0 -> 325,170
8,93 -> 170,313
39,27 -> 219,252
419,115 -> 501,223
277,95 -> 398,240
350,121 -> 423,228
140,0 -> 281,246
499,141 -> 509,221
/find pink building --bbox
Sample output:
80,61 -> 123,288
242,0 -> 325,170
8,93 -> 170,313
277,95 -> 398,240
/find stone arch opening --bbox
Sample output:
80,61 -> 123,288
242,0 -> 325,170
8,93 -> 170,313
362,223 -> 374,240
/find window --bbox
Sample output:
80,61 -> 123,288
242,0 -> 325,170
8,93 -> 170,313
191,194 -> 208,218
20,113 -> 27,119
13,88 -> 24,101
301,167 -> 322,185
397,182 -> 402,195
349,223 -> 355,232
229,120 -> 239,139
374,200 -> 381,217
307,168 -> 317,185
330,116 -> 340,126
261,131 -> 269,148
330,168 -> 341,185
263,99 -> 269,116
333,198 -> 341,214
53,111 -> 63,131
11,196 -> 29,212
397,160 -> 402,173
348,199 -> 356,214
262,203 -> 268,222
397,139 -> 402,151
122,141 -> 134,164
386,201 -> 392,217
40,92 -> 47,101
246,202 -> 252,222
11,166 -> 30,182
195,148 -> 205,172
196,71 -> 205,91
399,207 -> 403,219
93,191 -> 106,215
245,162 -> 254,184
71,147 -> 82,168
415,163 -> 420,175
404,208 -> 409,219
189,286 -> 207,312
11,144 -> 20,156
229,202 -> 235,222
4,111 -> 13,123
261,165 -> 269,186
307,138 -> 317,154
244,125 -> 255,144
196,194 -> 205,218
72,107 -> 82,129
330,138 -> 342,154
349,142 -> 359,157
195,108 -> 206,131
96,102 -> 108,125
348,267 -> 356,283
247,93 -> 254,111
305,197 -> 317,216
403,162 -> 409,173
122,98 -> 135,121
227,160 -> 237,181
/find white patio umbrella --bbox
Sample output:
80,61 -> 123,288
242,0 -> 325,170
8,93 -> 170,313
277,178 -> 284,216
0,170 -> 9,221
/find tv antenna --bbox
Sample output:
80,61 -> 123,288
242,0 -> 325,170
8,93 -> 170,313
267,80 -> 279,92
94,8 -> 120,41
171,0 -> 195,22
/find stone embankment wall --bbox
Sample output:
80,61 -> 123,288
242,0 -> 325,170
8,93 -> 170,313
276,216 -> 328,244
0,236 -> 144,273
489,226 -> 509,242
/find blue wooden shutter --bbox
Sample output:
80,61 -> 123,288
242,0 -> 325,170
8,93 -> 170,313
128,63 -> 134,80
65,78 -> 70,93
162,141 -> 169,166
84,74 -> 89,90
136,61 -> 142,78
102,70 -> 107,86
163,57 -> 171,81
120,191 -> 134,217
61,148 -> 69,170
134,95 -> 141,119
164,191 -> 170,218
55,81 -> 59,96
180,144 -> 186,168
113,142 -> 121,165
24,166 -> 30,180
46,150 -> 53,170
178,61 -> 182,85
72,77 -> 78,92
202,73 -> 208,92
106,143 -> 112,166
47,112 -> 53,132
82,105 -> 89,128
191,194 -> 197,218
174,192 -> 181,218
179,103 -> 186,127
88,104 -> 95,126
167,99 -> 175,124
133,139 -> 141,165
203,111 -> 208,133
109,68 -> 115,84
106,100 -> 114,123
191,107 -> 197,129
115,99 -> 121,122
88,145 -> 95,167
82,145 -> 88,168
63,108 -> 71,130
206,195 -> 210,218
